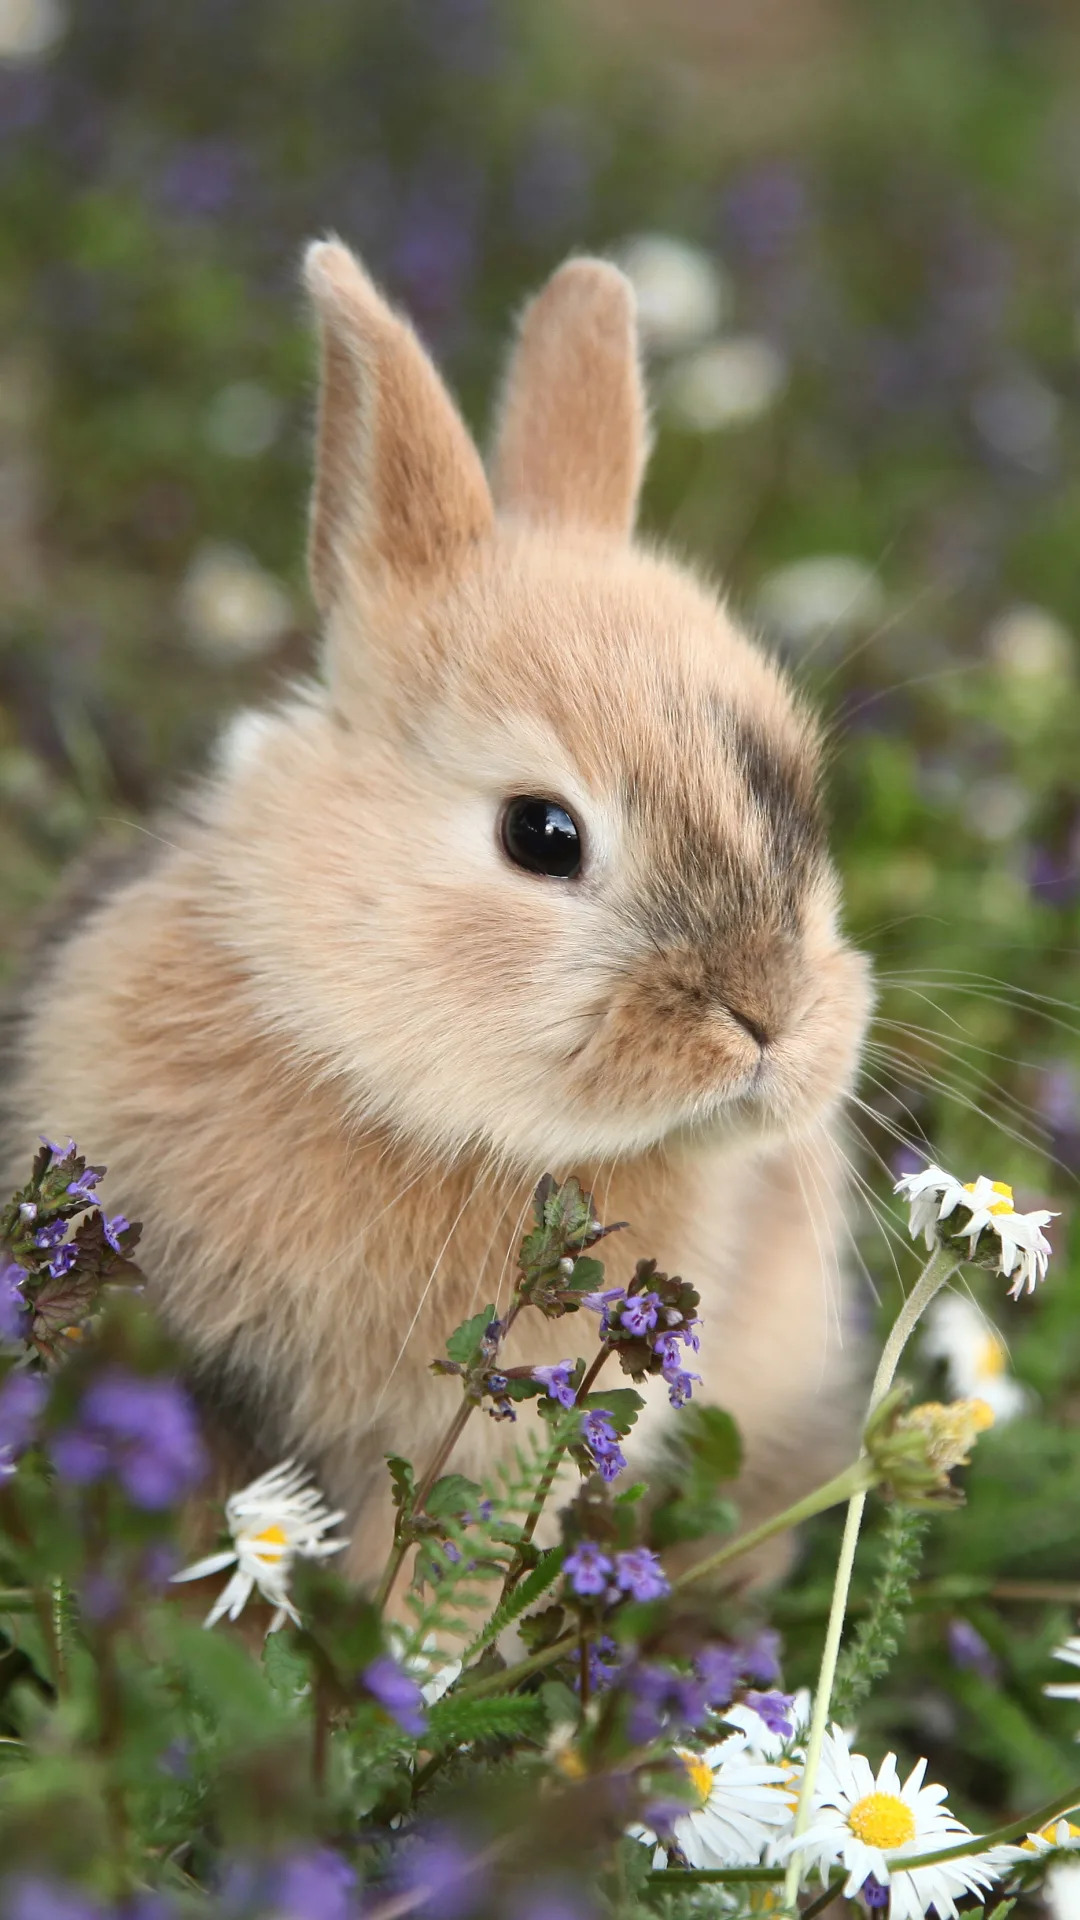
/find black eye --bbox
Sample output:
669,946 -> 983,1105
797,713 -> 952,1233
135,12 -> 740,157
500,796 -> 582,879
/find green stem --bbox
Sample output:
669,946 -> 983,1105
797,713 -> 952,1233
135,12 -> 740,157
455,1456 -> 873,1702
497,1344 -> 612,1607
782,1243 -> 961,1909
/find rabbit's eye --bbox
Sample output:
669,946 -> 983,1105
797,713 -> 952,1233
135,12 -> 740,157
500,797 -> 582,879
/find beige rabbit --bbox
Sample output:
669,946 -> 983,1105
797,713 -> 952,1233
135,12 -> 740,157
4,242 -> 872,1585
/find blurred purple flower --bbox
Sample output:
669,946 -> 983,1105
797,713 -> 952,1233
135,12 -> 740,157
626,1660 -> 708,1743
571,1631 -> 620,1696
580,1410 -> 626,1483
79,1568 -> 125,1626
102,1213 -> 130,1255
613,1548 -> 669,1602
0,1370 -> 46,1473
66,1169 -> 100,1205
363,1654 -> 427,1736
862,1876 -> 890,1909
222,1848 -> 357,1920
158,139 -> 240,221
696,1644 -> 740,1707
1027,843 -> 1080,907
3,1880 -> 106,1920
413,0 -> 505,78
394,1828 -> 487,1920
745,1689 -> 794,1737
1040,1064 -> 1080,1144
0,1263 -> 27,1343
389,159 -> 483,334
564,1541 -> 613,1597
513,1888 -> 594,1920
51,1369 -> 206,1508
34,1219 -> 67,1251
946,1618 -> 1000,1682
740,1628 -> 782,1686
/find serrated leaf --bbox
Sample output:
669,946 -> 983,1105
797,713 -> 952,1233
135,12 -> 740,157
262,1630 -> 310,1702
583,1387 -> 645,1435
426,1474 -> 482,1519
566,1256 -> 605,1291
425,1691 -> 547,1750
445,1306 -> 496,1367
386,1454 -> 415,1515
463,1545 -> 567,1659
517,1602 -> 566,1653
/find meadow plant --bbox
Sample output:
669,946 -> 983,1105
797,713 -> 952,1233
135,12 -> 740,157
0,1141 -> 1077,1920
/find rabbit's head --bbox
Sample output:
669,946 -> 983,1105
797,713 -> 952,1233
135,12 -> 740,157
206,242 -> 871,1169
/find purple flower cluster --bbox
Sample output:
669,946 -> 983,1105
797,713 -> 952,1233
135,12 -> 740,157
627,1660 -> 709,1743
393,1827 -> 485,1920
946,1617 -> 1000,1682
745,1689 -> 794,1738
582,1277 -> 702,1409
51,1368 -> 206,1508
0,1370 -> 46,1476
221,1846 -> 358,1920
580,1409 -> 626,1482
363,1654 -> 428,1736
563,1542 -> 669,1603
0,1262 -> 27,1343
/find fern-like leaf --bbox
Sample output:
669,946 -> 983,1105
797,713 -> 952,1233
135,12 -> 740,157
462,1545 -> 566,1661
424,1691 -> 548,1750
832,1504 -> 928,1724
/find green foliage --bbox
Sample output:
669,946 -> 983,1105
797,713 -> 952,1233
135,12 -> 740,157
832,1505 -> 929,1726
443,1307 -> 497,1369
651,1404 -> 742,1550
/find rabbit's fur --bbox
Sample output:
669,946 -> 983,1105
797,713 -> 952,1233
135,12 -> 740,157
5,244 -> 872,1583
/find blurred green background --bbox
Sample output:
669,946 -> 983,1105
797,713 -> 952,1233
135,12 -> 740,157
2,0 -> 1080,1839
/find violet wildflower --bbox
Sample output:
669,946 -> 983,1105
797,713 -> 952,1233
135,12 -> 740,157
364,1654 -> 428,1736
3,1880 -> 106,1920
745,1689 -> 794,1738
47,1243 -> 79,1280
571,1632 -> 620,1695
626,1660 -> 708,1743
620,1291 -> 661,1336
0,1263 -> 27,1343
613,1547 -> 669,1602
740,1628 -> 782,1686
102,1213 -> 130,1256
221,1848 -> 357,1920
533,1360 -> 577,1410
394,1828 -> 487,1920
580,1409 -> 626,1482
861,1876 -> 890,1909
580,1286 -> 625,1334
563,1540 -> 613,1597
696,1644 -> 741,1708
663,1364 -> 701,1410
34,1218 -> 68,1252
0,1370 -> 47,1474
41,1137 -> 77,1163
51,1369 -> 206,1508
946,1617 -> 1000,1682
66,1168 -> 100,1204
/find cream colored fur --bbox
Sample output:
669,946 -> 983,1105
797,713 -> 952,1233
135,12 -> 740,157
6,243 -> 872,1589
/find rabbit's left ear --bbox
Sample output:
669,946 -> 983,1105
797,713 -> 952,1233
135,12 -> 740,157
304,239 -> 493,616
490,257 -> 648,538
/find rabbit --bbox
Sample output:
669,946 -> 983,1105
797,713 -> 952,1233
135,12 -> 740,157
3,241 -> 873,1589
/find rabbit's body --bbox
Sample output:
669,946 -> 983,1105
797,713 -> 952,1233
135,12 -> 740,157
5,246 -> 872,1582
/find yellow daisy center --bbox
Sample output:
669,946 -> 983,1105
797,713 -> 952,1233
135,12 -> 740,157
676,1748 -> 715,1807
976,1332 -> 1006,1377
250,1522 -> 289,1562
964,1179 -> 1014,1216
847,1791 -> 917,1850
1024,1819 -> 1080,1851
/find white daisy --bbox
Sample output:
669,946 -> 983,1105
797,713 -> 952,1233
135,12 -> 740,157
787,1728 -> 1005,1920
171,1458 -> 347,1632
923,1295 -> 1029,1423
894,1166 -> 1056,1298
635,1735 -> 796,1870
1018,1816 -> 1080,1855
388,1630 -> 463,1707
1046,1635 -> 1080,1718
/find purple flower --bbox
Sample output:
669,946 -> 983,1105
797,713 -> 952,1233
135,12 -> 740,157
487,1373 -> 508,1394
66,1169 -> 99,1204
626,1661 -> 708,1743
3,1880 -> 105,1920
0,1263 -> 27,1343
363,1654 -> 428,1736
50,1369 -> 206,1508
697,1644 -> 741,1707
664,1366 -> 701,1411
102,1214 -> 130,1255
620,1292 -> 661,1336
34,1219 -> 68,1251
563,1541 -> 613,1598
269,1848 -> 358,1920
580,1409 -> 626,1483
861,1876 -> 890,1909
580,1287 -> 625,1334
740,1629 -> 782,1686
41,1137 -> 76,1164
513,1887 -> 595,1920
47,1244 -> 78,1280
613,1548 -> 669,1602
533,1361 -> 577,1410
571,1632 -> 620,1695
394,1829 -> 487,1920
0,1370 -> 47,1471
746,1689 -> 794,1738
946,1618 -> 1000,1682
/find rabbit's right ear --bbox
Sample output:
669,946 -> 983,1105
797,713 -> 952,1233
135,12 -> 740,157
304,240 -> 493,617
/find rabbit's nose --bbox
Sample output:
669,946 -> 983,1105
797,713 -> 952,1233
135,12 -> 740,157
724,1003 -> 771,1051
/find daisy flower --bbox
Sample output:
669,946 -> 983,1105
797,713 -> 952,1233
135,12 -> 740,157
923,1295 -> 1029,1424
1045,1635 -> 1080,1720
787,1728 -> 1005,1920
171,1458 -> 346,1631
894,1166 -> 1056,1298
1017,1816 -> 1080,1855
634,1735 -> 795,1869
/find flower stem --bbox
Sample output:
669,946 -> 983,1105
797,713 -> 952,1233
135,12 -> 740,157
497,1344 -> 612,1606
781,1242 -> 960,1911
455,1455 -> 874,1701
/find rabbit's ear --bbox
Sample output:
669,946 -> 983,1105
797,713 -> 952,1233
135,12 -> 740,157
304,240 -> 493,615
490,257 -> 648,538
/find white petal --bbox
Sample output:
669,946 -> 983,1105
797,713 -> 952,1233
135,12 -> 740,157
170,1548 -> 238,1585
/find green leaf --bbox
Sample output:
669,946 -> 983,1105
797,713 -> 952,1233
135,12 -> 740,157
583,1387 -> 645,1435
651,1493 -> 737,1549
262,1630 -> 310,1703
682,1405 -> 743,1482
463,1545 -> 567,1659
425,1691 -> 547,1750
445,1306 -> 496,1367
426,1474 -> 482,1519
566,1256 -> 605,1291
517,1603 -> 567,1653
386,1454 -> 416,1515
